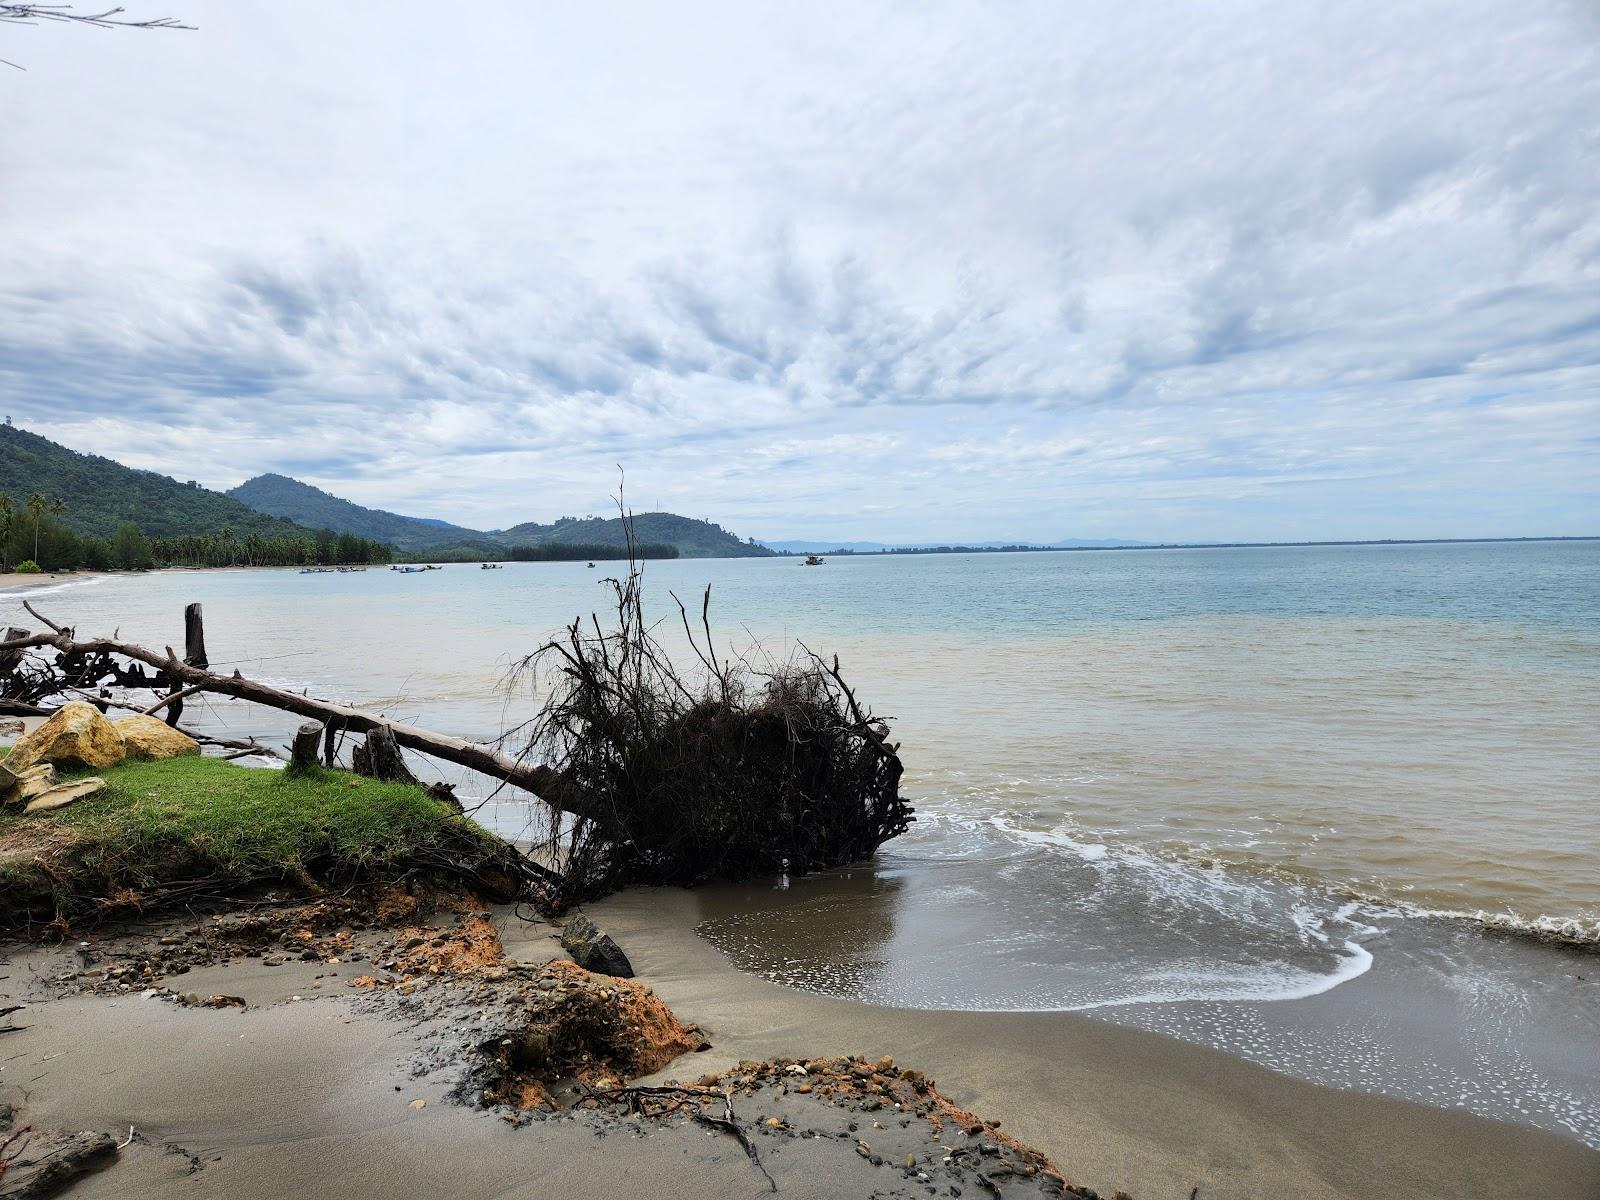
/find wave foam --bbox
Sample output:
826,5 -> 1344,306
0,574 -> 110,600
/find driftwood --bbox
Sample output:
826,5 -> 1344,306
0,699 -> 50,717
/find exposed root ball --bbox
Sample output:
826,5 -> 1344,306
514,562 -> 913,908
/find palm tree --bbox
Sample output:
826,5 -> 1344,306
26,492 -> 45,564
0,493 -> 12,570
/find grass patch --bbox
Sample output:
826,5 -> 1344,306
0,756 -> 523,934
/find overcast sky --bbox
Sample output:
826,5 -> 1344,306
3,1 -> 1597,543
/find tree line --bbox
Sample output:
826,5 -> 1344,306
1,491 -> 392,573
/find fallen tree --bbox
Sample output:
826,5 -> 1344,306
508,551 -> 913,908
1,542 -> 913,911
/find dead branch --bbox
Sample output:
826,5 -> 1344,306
0,5 -> 191,30
0,3 -> 192,69
138,683 -> 203,717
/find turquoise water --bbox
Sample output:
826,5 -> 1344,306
8,539 -> 1599,1146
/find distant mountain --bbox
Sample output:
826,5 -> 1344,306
498,513 -> 772,558
0,424 -> 312,541
759,536 -> 1151,554
228,473 -> 773,559
229,474 -> 485,552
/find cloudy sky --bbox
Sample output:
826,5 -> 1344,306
3,1 -> 1597,543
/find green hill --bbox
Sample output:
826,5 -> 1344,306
0,423 -> 310,542
227,471 -> 773,559
229,474 -> 487,553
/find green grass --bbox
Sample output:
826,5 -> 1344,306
0,755 -> 509,926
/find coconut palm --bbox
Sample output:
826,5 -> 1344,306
0,493 -> 12,570
26,492 -> 45,563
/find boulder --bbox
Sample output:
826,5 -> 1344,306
559,913 -> 634,978
115,713 -> 201,760
5,702 -> 125,773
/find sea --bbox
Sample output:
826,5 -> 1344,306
8,539 -> 1598,1148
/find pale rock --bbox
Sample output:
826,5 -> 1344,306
114,714 -> 201,760
24,776 -> 107,814
6,702 -> 126,772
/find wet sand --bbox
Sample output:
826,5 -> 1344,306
593,887 -> 1600,1200
1,891 -> 1595,1199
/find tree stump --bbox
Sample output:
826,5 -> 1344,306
352,725 -> 419,786
167,603 -> 209,727
290,721 -> 325,771
183,603 -> 209,669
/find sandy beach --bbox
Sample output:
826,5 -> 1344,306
0,572 -> 103,596
1,889 -> 1594,1200
596,888 -> 1600,1200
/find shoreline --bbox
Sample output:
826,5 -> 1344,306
3,889 -> 1594,1200
0,571 -> 105,596
0,726 -> 1593,1200
591,886 -> 1600,1200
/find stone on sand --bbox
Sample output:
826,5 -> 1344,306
558,913 -> 635,977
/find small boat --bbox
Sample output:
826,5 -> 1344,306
480,562 -> 503,570
801,555 -> 826,566
587,562 -> 596,568
392,565 -> 425,574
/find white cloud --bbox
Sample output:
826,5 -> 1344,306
1,0 -> 1597,541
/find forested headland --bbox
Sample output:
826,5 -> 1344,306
0,423 -> 392,572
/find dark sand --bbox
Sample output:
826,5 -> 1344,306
0,894 -> 1594,1200
593,888 -> 1600,1200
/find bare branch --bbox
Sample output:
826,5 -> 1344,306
0,5 -> 192,29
